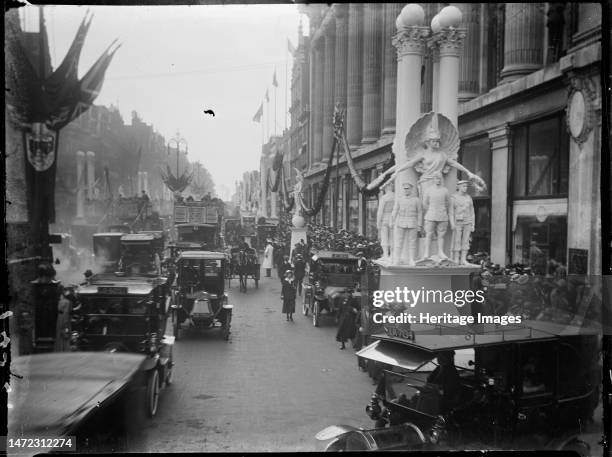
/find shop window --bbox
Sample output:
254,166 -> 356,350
460,136 -> 491,256
512,114 -> 569,198
513,215 -> 567,272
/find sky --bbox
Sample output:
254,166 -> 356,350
20,4 -> 306,199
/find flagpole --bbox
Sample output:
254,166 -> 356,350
285,52 -> 288,132
274,82 -> 277,136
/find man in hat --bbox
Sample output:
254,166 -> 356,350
449,180 -> 475,265
262,239 -> 274,277
376,182 -> 395,260
392,182 -> 422,266
422,173 -> 450,260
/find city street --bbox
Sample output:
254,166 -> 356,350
130,269 -> 373,453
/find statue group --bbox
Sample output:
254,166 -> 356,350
376,112 -> 484,267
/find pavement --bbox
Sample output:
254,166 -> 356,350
130,269 -> 374,452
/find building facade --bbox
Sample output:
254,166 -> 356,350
297,2 -> 602,274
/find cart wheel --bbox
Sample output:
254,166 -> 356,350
313,302 -> 320,327
165,353 -> 174,387
301,295 -> 308,316
146,369 -> 160,418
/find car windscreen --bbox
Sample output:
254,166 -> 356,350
179,259 -> 223,281
94,237 -> 122,261
178,226 -> 216,243
79,296 -> 150,315
316,260 -> 358,274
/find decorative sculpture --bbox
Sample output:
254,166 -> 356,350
379,112 -> 486,197
376,182 -> 395,260
291,168 -> 306,227
391,182 -> 422,266
421,173 -> 450,260
449,180 -> 475,265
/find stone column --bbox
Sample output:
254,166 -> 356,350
392,19 -> 431,189
488,125 -> 510,265
346,3 -> 364,147
333,5 -> 349,111
86,151 -> 95,200
454,3 -> 480,101
435,28 -> 466,128
430,45 -> 440,112
420,3 -> 438,113
382,3 -> 401,134
361,3 -> 382,143
500,3 -> 545,83
76,151 -> 85,220
312,40 -> 325,163
322,22 -> 336,156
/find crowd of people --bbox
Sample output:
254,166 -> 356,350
307,222 -> 383,259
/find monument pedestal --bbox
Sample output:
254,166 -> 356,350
374,259 -> 480,316
290,227 -> 308,260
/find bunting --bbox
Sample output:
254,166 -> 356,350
252,103 -> 263,123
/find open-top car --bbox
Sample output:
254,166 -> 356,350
173,250 -> 232,340
72,272 -> 174,417
302,251 -> 362,327
317,320 -> 601,454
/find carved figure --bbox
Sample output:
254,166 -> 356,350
378,112 -> 486,198
293,168 -> 305,215
391,182 -> 422,266
376,182 -> 395,260
422,173 -> 450,260
449,180 -> 475,265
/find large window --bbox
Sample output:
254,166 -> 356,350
348,178 -> 359,234
513,215 -> 567,271
512,114 -> 569,198
459,136 -> 491,255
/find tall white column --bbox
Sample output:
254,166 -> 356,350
488,125 -> 510,265
86,151 -> 95,200
76,151 -> 85,219
392,5 -> 429,190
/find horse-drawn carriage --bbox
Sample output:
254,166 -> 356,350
228,246 -> 260,292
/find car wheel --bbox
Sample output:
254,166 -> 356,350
560,439 -> 590,457
165,349 -> 174,386
313,302 -> 319,327
146,369 -> 160,418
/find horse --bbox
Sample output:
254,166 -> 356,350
237,249 -> 248,293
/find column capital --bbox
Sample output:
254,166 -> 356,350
488,124 -> 510,149
333,3 -> 348,21
392,26 -> 429,58
431,28 -> 467,57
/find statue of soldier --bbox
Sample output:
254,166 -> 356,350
391,182 -> 422,266
421,173 -> 450,260
450,180 -> 476,265
376,182 -> 395,260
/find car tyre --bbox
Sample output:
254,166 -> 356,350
146,369 -> 160,418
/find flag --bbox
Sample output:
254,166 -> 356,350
252,103 -> 263,123
287,38 -> 296,55
272,70 -> 278,88
265,89 -> 269,102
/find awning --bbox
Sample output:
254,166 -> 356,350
356,340 -> 435,371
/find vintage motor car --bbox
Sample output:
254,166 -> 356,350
173,250 -> 232,340
317,320 -> 600,455
8,352 -> 149,452
168,223 -> 222,260
93,232 -> 124,272
301,251 -> 362,327
71,272 -> 174,417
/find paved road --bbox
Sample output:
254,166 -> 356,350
130,269 -> 374,452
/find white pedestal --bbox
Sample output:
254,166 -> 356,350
373,259 -> 480,316
289,227 -> 307,260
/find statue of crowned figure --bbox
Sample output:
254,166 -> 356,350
374,112 -> 486,266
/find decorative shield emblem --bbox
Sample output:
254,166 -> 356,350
26,123 -> 56,172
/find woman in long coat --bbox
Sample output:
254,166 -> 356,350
55,286 -> 74,352
336,292 -> 359,349
262,240 -> 274,277
282,270 -> 297,321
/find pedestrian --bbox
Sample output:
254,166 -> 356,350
55,285 -> 75,352
282,270 -> 297,321
279,255 -> 291,284
356,251 -> 367,273
293,254 -> 306,296
336,291 -> 359,350
262,239 -> 274,277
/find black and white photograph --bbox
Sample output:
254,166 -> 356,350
3,2 -> 609,454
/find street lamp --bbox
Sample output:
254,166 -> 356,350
167,132 -> 188,180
